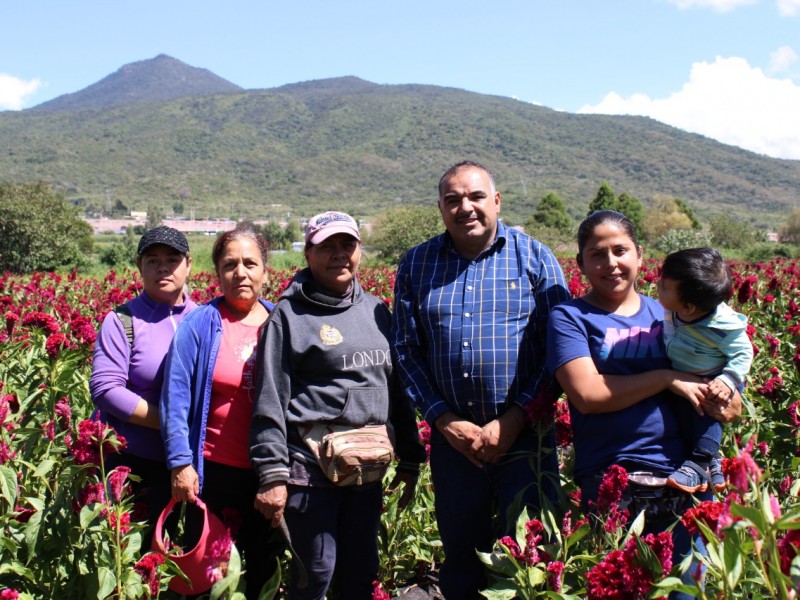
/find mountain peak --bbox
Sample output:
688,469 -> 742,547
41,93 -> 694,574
32,54 -> 243,112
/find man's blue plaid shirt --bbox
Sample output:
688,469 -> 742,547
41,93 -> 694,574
391,221 -> 570,426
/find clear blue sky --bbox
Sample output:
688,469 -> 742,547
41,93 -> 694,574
2,0 -> 799,158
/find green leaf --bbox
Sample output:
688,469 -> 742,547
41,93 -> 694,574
722,539 -> 744,590
256,557 -> 282,600
729,504 -> 769,535
96,566 -> 117,599
32,459 -> 57,479
477,550 -> 519,577
0,465 -> 18,508
23,508 -> 43,560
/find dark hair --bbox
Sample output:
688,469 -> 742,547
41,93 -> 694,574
661,247 -> 731,312
437,160 -> 495,197
211,222 -> 270,270
577,210 -> 640,257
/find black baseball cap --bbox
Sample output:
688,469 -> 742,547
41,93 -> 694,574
137,226 -> 190,256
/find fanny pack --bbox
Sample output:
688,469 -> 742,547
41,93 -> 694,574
299,423 -> 394,486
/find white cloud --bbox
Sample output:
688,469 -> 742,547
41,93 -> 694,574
769,45 -> 798,74
665,0 -> 757,13
578,56 -> 800,160
777,0 -> 800,15
0,74 -> 42,110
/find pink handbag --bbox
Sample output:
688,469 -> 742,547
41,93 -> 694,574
151,497 -> 230,594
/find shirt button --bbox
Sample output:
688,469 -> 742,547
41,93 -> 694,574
463,341 -> 469,347
467,401 -> 473,407
467,285 -> 474,291
463,372 -> 469,378
464,312 -> 471,318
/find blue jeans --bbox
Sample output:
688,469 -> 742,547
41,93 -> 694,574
430,426 -> 559,600
284,481 -> 382,600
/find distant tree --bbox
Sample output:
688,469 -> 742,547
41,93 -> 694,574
112,199 -> 129,215
528,192 -> 573,232
674,198 -> 702,230
172,201 -> 184,215
261,221 -> 291,251
0,181 -> 94,273
587,182 -> 619,215
709,214 -> 759,249
370,206 -> 443,264
100,227 -> 137,267
145,204 -> 163,230
642,196 -> 694,243
617,192 -> 644,239
283,219 -> 302,246
780,208 -> 800,244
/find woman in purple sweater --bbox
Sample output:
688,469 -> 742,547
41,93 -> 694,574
90,226 -> 197,531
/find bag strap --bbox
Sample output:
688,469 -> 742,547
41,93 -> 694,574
113,304 -> 134,349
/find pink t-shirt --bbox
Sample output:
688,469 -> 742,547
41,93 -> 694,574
203,304 -> 262,468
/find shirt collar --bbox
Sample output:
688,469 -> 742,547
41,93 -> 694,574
439,221 -> 508,258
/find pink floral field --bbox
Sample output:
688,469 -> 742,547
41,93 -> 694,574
1,260 -> 799,598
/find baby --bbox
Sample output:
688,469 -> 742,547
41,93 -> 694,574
657,247 -> 753,493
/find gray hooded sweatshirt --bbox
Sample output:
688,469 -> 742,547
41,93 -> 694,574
251,268 -> 425,487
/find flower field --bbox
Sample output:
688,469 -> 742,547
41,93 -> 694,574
0,259 -> 799,598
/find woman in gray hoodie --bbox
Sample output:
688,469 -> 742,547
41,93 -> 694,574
251,211 -> 426,599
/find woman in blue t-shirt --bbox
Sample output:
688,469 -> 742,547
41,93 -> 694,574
545,210 -> 741,595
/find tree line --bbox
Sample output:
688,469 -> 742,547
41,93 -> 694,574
0,181 -> 796,274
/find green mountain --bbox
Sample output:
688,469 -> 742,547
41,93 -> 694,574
1,54 -> 798,228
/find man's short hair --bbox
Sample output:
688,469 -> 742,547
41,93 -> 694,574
437,160 -> 496,198
661,247 -> 732,312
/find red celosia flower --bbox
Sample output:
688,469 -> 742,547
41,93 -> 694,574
0,589 -> 20,599
766,334 -> 780,357
68,417 -> 126,465
45,332 -> 70,357
69,315 -> 97,345
0,440 -> 16,465
756,374 -> 784,399
778,530 -> 800,576
589,465 -> 630,534
523,519 -> 546,565
499,536 -> 524,562
42,419 -> 55,441
134,553 -> 165,598
525,387 -> 557,428
586,532 -> 673,599
107,510 -> 131,534
789,400 -> 800,436
205,529 -> 232,584
547,561 -> 565,592
4,311 -> 19,336
371,581 -> 391,600
74,482 -> 106,511
54,396 -> 72,428
108,466 -> 131,503
554,398 -> 572,447
21,311 -> 60,333
722,446 -> 763,495
417,420 -> 431,458
0,395 -> 9,426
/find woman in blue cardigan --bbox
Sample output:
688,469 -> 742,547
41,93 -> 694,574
161,222 -> 278,599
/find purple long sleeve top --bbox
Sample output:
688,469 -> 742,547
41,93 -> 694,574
90,291 -> 197,461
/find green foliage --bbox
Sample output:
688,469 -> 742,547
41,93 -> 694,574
587,182 -> 619,215
709,214 -> 762,250
144,204 -> 163,230
369,206 -> 443,264
642,196 -> 695,244
261,221 -> 293,252
617,192 -> 644,239
780,208 -> 800,244
0,181 -> 94,273
655,228 -> 712,254
674,198 -> 702,229
528,192 -> 573,232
